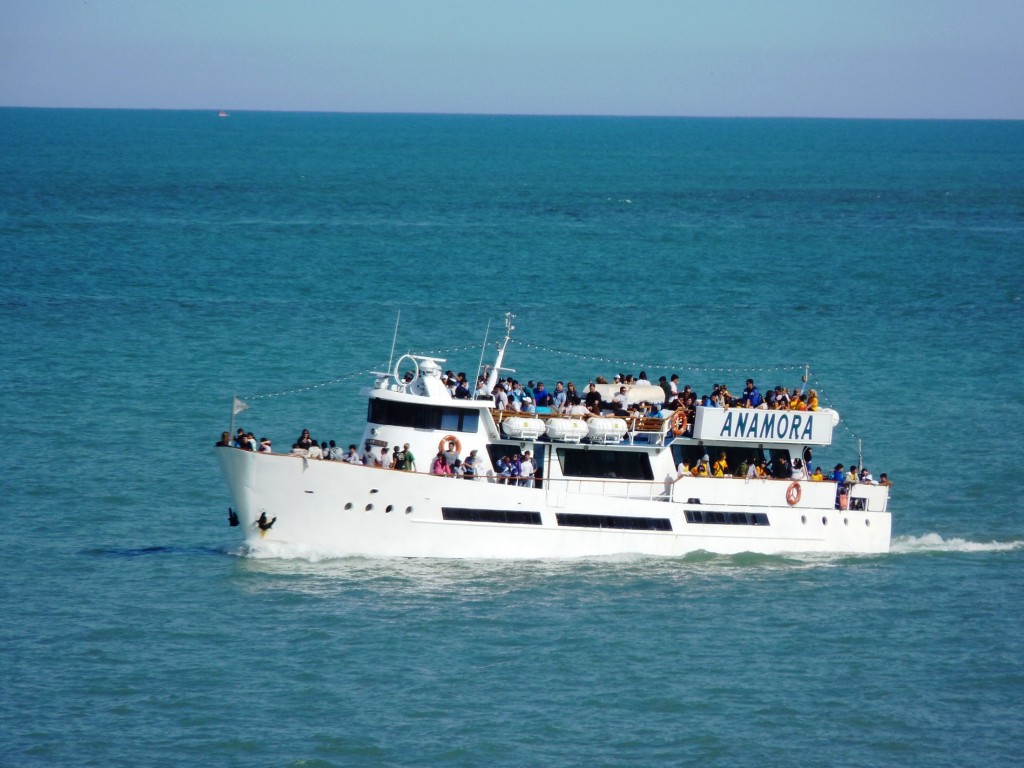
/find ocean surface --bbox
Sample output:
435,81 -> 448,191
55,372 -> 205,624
2,108 -> 1023,767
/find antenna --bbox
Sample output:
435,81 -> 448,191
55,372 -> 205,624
387,309 -> 401,377
475,317 -> 492,391
485,312 -> 516,393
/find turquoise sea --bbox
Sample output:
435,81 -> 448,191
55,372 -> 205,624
2,109 -> 1023,766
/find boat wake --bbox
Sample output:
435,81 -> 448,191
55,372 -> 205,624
890,533 -> 1024,554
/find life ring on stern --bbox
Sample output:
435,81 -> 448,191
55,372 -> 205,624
786,481 -> 802,506
670,410 -> 688,436
439,435 -> 461,454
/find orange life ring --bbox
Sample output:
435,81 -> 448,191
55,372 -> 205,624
439,435 -> 461,455
670,410 -> 688,436
786,481 -> 802,506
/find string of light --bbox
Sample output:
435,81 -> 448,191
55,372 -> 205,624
509,339 -> 809,377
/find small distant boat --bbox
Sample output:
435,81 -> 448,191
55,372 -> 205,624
217,111 -> 230,118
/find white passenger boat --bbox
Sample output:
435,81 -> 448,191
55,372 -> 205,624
218,314 -> 891,558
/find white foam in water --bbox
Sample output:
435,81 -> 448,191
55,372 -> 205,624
891,533 -> 1024,554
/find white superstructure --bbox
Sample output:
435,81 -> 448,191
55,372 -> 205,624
218,315 -> 891,558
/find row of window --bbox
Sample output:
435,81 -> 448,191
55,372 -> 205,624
441,507 -> 773,530
441,507 -> 674,531
684,510 -> 770,526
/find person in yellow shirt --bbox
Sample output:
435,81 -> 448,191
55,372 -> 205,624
806,389 -> 820,411
811,467 -> 824,481
712,450 -> 729,477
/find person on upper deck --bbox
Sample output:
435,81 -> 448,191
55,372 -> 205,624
566,395 -> 590,417
454,372 -> 471,399
658,376 -> 672,403
509,381 -> 525,410
585,383 -> 603,415
612,386 -> 630,416
551,382 -> 567,411
343,444 -> 361,464
492,385 -> 509,410
742,379 -> 764,409
521,396 -> 536,414
532,382 -> 549,407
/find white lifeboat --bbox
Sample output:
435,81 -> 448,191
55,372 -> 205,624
545,418 -> 589,443
501,416 -> 546,440
587,418 -> 628,444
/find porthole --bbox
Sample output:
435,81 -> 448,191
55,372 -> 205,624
344,502 -> 353,511
405,506 -> 414,514
843,517 -> 849,526
865,519 -> 871,527
386,505 -> 394,513
800,515 -> 806,525
365,504 -> 373,511
822,516 -> 828,526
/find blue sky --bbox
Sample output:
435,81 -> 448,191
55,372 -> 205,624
2,0 -> 1022,118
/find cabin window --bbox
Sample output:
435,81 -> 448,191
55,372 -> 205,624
443,507 -> 542,525
555,448 -> 653,480
556,513 -> 672,531
369,400 -> 479,433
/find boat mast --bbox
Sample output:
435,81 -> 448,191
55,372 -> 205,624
485,312 -> 516,393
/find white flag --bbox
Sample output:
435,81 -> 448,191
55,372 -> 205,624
232,396 -> 249,416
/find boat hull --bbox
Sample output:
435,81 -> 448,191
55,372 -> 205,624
218,448 -> 891,558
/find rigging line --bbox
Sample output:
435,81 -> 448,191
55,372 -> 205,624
239,364 -> 389,401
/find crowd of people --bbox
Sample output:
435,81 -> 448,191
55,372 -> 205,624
217,369 -> 889,488
673,450 -> 890,488
455,369 -> 821,424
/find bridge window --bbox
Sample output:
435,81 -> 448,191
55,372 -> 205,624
369,400 -> 479,433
